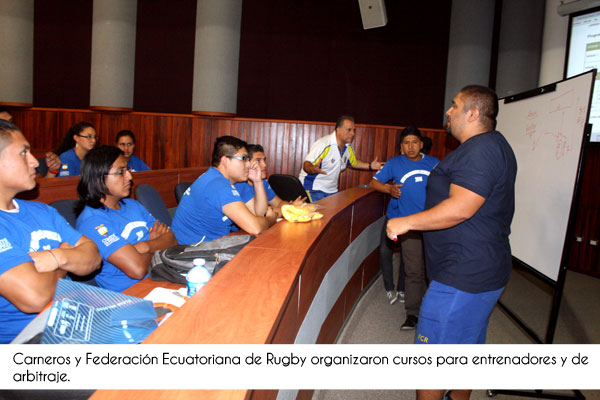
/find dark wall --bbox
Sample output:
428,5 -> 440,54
236,0 -> 452,128
133,0 -> 197,113
30,1 -> 451,128
33,0 -> 93,109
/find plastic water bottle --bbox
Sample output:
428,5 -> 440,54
186,258 -> 211,298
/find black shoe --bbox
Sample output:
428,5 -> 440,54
401,315 -> 418,330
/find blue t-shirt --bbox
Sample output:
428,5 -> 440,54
128,155 -> 150,172
0,200 -> 82,343
234,179 -> 277,203
76,199 -> 155,292
58,148 -> 81,177
373,154 -> 439,218
423,130 -> 517,293
171,167 -> 243,244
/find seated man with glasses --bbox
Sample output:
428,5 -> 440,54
172,136 -> 278,244
235,144 -> 305,217
54,122 -> 98,177
75,146 -> 176,292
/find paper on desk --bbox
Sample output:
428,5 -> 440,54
144,287 -> 187,308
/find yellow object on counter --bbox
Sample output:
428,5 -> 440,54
281,204 -> 324,222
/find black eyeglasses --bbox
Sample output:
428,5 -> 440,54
77,134 -> 99,140
227,155 -> 251,162
105,166 -> 133,176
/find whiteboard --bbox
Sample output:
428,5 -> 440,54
496,71 -> 594,281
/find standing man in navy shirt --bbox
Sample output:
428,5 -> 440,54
387,86 -> 517,400
370,126 -> 439,330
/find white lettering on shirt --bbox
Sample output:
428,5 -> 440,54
0,238 -> 13,253
121,221 -> 148,239
102,234 -> 119,247
29,230 -> 62,252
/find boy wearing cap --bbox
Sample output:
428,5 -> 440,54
369,126 -> 439,330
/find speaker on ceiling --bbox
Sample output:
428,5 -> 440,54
358,0 -> 388,30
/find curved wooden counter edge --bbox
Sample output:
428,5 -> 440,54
90,188 -> 385,400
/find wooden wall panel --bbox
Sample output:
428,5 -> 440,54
350,192 -> 385,242
271,279 -> 299,345
316,288 -> 345,344
0,106 -> 547,201
8,107 -> 600,277
363,250 -> 381,289
344,257 -> 365,321
250,391 -> 277,400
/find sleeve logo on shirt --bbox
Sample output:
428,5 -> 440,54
102,233 -> 119,247
58,164 -> 70,177
231,188 -> 240,197
0,238 -> 13,253
95,224 -> 108,236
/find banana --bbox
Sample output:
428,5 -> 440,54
281,204 -> 323,222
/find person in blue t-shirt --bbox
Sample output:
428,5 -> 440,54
116,130 -> 150,172
370,126 -> 439,330
387,86 -> 517,400
234,144 -> 305,217
172,136 -> 278,244
75,146 -> 176,292
54,121 -> 98,177
0,120 -> 101,343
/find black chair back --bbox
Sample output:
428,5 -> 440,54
134,184 -> 172,225
174,181 -> 193,204
267,174 -> 310,203
49,199 -> 78,227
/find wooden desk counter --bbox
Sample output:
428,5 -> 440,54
91,187 -> 385,400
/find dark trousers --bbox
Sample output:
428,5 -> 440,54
380,217 -> 405,292
380,217 -> 427,316
400,230 -> 427,317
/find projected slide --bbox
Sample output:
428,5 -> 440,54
566,9 -> 600,142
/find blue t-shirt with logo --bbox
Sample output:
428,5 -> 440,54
58,148 -> 81,177
373,154 -> 439,218
128,155 -> 150,172
0,200 -> 82,343
76,198 -> 155,292
172,167 -> 243,244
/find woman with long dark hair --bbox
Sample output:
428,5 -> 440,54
55,122 -> 98,177
75,145 -> 176,291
